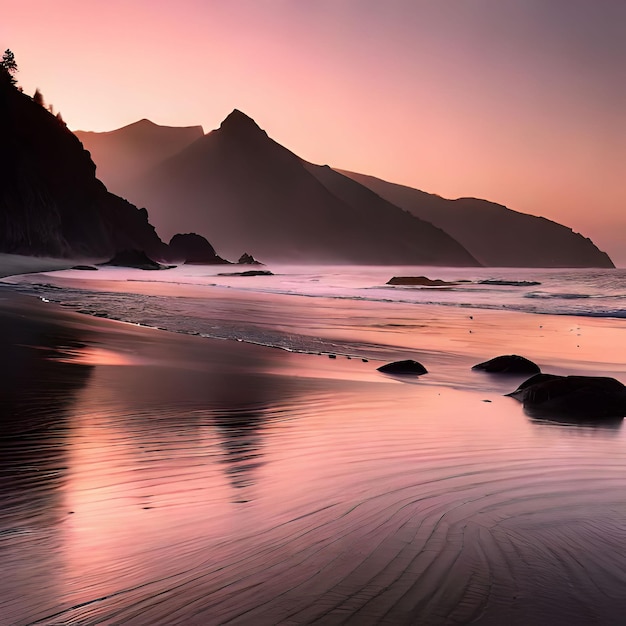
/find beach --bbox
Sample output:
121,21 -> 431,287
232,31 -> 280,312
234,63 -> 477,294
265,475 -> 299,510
2,265 -> 626,625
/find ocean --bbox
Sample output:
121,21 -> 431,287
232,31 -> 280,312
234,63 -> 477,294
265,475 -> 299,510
5,265 -> 626,357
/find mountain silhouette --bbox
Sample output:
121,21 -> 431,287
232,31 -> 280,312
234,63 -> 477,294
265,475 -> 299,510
339,171 -> 614,268
75,119 -> 203,191
114,110 -> 479,265
0,70 -> 167,259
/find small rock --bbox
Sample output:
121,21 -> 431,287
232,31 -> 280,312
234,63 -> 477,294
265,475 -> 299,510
217,270 -> 274,277
386,276 -> 458,286
377,359 -> 428,375
472,355 -> 540,375
237,252 -> 264,265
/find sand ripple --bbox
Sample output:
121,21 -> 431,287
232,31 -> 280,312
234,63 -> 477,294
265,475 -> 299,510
3,383 -> 625,626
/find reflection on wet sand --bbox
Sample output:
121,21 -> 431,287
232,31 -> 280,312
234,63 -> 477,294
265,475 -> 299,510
526,410 -> 625,430
214,405 -> 268,494
0,300 -> 94,623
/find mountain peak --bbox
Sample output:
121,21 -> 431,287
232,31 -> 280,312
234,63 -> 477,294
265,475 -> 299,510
121,118 -> 158,131
218,109 -> 266,137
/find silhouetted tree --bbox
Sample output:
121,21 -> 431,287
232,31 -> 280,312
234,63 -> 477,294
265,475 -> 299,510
1,49 -> 18,84
33,88 -> 45,106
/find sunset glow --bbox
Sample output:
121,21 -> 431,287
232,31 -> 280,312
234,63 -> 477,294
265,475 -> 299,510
4,1 -> 625,263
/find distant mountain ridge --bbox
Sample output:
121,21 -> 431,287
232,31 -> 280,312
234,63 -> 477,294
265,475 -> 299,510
75,119 -> 204,192
0,68 -> 166,259
75,112 -> 614,268
110,110 -> 479,265
339,171 -> 613,268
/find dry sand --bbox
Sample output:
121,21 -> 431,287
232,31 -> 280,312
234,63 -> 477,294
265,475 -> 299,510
1,282 -> 626,625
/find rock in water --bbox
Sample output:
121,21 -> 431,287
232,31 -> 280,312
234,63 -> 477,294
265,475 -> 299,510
377,360 -> 428,375
508,374 -> 626,419
472,355 -> 540,374
237,252 -> 263,265
217,270 -> 274,277
477,279 -> 541,287
386,276 -> 458,286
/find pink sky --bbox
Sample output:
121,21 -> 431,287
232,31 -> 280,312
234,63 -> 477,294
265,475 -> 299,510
4,1 -> 626,264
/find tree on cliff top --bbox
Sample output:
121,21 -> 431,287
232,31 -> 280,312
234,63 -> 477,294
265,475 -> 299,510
1,49 -> 18,84
33,88 -> 45,106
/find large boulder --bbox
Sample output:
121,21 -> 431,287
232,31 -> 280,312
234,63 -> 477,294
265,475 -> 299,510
506,373 -> 561,396
508,374 -> 626,419
472,355 -> 540,375
167,233 -> 229,264
377,360 -> 428,375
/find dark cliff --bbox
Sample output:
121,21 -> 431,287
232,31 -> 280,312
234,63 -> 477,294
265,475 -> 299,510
0,70 -> 166,259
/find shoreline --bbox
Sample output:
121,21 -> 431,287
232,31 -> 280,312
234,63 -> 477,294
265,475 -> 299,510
3,268 -> 626,380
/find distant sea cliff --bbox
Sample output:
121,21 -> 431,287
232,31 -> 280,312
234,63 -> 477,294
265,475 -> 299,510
80,111 -> 613,268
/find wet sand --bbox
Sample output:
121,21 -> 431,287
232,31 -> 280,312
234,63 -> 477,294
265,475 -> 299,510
1,288 -> 626,625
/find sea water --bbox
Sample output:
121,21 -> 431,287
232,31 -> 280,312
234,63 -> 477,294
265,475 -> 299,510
5,265 -> 626,357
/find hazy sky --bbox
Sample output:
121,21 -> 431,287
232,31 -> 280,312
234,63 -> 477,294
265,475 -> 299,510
4,1 -> 626,264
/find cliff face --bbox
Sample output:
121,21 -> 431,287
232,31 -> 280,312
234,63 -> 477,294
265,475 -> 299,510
116,110 -> 479,265
0,71 -> 166,259
340,171 -> 614,268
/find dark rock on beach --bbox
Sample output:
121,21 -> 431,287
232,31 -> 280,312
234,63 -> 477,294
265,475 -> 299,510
472,355 -> 540,375
168,233 -> 229,264
507,373 -> 561,396
508,374 -> 626,419
217,270 -> 274,277
386,276 -> 458,286
377,360 -> 428,375
478,279 -> 541,287
71,265 -> 98,271
102,249 -> 172,270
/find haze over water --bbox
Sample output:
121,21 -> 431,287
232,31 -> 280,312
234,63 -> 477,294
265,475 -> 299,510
2,265 -> 626,624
